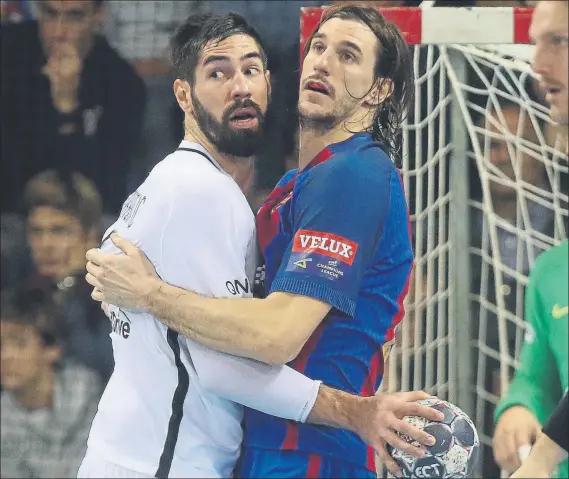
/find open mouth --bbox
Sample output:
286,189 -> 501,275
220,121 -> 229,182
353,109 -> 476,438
305,80 -> 331,96
228,107 -> 259,128
229,107 -> 257,121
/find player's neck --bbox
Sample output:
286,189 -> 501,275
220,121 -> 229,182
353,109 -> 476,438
298,127 -> 355,170
183,129 -> 254,192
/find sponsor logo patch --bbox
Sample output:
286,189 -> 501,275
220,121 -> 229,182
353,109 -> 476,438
292,230 -> 358,266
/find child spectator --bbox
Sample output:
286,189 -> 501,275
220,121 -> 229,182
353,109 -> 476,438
1,287 -> 103,478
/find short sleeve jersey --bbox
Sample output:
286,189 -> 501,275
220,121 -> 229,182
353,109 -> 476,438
245,133 -> 414,471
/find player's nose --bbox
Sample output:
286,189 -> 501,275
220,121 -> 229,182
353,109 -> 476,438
531,43 -> 554,77
230,72 -> 252,100
313,50 -> 332,76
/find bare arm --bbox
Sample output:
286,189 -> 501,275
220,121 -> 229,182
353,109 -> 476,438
87,234 -> 331,365
143,280 -> 331,365
509,433 -> 568,478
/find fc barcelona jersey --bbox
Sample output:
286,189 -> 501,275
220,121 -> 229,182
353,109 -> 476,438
245,133 -> 414,471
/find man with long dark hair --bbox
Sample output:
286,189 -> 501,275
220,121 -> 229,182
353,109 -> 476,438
85,4 -> 436,478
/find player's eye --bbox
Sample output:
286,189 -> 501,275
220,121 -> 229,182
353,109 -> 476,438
339,51 -> 356,63
312,42 -> 325,53
244,66 -> 260,76
67,10 -> 88,22
551,35 -> 569,47
210,70 -> 224,80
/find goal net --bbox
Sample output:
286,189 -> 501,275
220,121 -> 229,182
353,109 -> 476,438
300,6 -> 569,477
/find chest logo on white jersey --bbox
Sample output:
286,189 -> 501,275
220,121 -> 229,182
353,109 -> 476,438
226,278 -> 250,296
109,309 -> 131,339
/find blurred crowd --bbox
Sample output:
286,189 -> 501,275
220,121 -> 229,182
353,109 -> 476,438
0,0 -> 566,478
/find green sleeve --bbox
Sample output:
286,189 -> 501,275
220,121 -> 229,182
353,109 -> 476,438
494,261 -> 562,425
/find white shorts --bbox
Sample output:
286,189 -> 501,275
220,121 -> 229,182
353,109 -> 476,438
77,450 -> 154,478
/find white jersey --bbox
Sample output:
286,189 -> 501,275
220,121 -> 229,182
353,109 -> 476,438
85,142 -> 320,478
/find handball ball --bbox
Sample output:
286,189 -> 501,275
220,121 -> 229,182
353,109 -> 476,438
386,398 -> 479,478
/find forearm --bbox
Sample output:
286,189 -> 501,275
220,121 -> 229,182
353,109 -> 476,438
143,279 -> 291,364
189,338 -> 321,422
527,432 -> 568,475
306,384 -> 363,434
495,344 -> 558,424
542,392 -> 569,454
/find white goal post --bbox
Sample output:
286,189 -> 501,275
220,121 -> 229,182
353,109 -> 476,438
301,6 -> 568,477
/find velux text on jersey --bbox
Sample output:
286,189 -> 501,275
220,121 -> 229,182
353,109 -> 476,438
292,229 -> 359,266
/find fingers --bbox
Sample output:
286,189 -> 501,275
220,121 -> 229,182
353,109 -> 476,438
401,402 -> 445,423
91,288 -> 104,302
101,301 -> 110,317
376,439 -> 402,477
398,391 -> 434,402
392,417 -> 436,447
111,233 -> 139,256
85,248 -> 105,265
383,428 -> 425,458
85,260 -> 101,276
494,427 -> 522,473
86,272 -> 103,291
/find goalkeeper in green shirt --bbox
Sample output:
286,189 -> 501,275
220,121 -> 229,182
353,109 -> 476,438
493,240 -> 568,478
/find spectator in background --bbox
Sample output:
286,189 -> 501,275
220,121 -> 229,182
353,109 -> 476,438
470,98 -> 556,343
474,98 -> 553,268
21,170 -> 114,383
1,0 -> 146,215
0,287 -> 102,479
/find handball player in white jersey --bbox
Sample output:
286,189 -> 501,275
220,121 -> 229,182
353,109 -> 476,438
79,12 -> 443,479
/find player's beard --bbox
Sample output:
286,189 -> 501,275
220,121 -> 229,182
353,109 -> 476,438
191,90 -> 266,158
298,94 -> 359,134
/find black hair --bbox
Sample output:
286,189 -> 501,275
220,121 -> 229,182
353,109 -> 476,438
0,287 -> 67,347
303,3 -> 414,165
21,169 -> 102,234
170,12 -> 268,86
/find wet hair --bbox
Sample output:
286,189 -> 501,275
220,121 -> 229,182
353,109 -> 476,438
303,3 -> 414,164
170,12 -> 268,86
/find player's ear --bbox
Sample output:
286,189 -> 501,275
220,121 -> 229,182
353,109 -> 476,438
364,78 -> 393,107
173,79 -> 193,114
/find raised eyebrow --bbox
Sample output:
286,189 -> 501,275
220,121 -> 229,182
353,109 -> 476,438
202,51 -> 263,68
241,52 -> 263,63
202,55 -> 230,67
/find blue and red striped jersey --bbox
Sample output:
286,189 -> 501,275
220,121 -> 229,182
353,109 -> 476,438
245,132 -> 414,471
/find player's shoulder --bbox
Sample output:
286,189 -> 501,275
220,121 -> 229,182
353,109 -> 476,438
308,133 -> 397,190
532,240 -> 569,277
149,146 -> 244,203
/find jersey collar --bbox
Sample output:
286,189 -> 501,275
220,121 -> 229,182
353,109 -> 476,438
177,140 -> 228,176
301,132 -> 373,174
